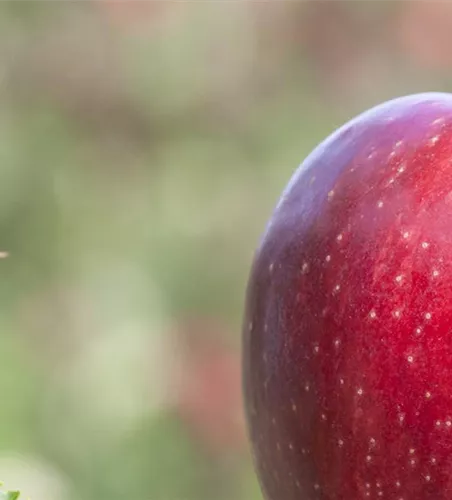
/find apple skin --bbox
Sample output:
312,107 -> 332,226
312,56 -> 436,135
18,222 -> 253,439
242,93 -> 452,500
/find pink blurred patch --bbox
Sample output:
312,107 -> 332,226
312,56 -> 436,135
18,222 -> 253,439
396,2 -> 452,70
174,318 -> 246,455
95,0 -> 175,31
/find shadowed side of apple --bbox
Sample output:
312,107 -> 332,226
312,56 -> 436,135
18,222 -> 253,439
243,93 -> 452,500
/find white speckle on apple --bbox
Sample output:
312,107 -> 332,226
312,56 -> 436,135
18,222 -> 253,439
446,420 -> 452,427
333,284 -> 340,293
430,135 -> 440,145
407,355 -> 414,363
305,383 -> 310,392
325,255 -> 331,262
377,200 -> 384,208
425,474 -> 431,482
321,413 -> 326,421
357,387 -> 364,396
398,165 -> 406,173
314,483 -> 320,491
393,310 -> 402,319
395,480 -> 401,488
425,312 -> 432,320
334,339 -> 340,348
422,241 -> 430,249
337,233 -> 343,241
369,437 -> 376,447
436,420 -> 441,427
338,439 -> 344,447
425,391 -> 432,399
403,231 -> 410,239
432,269 -> 439,277
366,455 -> 372,462
328,190 -> 335,200
340,378 -> 345,385
313,344 -> 319,354
409,448 -> 415,455
269,263 -> 274,273
289,442 -> 294,450
395,275 -> 403,283
369,310 -> 377,319
302,262 -> 309,273
431,456 -> 437,464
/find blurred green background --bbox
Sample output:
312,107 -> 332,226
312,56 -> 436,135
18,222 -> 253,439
0,1 -> 450,499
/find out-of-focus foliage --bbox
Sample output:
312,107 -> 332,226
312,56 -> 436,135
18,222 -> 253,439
0,2 -> 450,499
0,491 -> 19,500
0,483 -> 19,500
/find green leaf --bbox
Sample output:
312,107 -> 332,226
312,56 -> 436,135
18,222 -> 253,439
6,492 -> 20,500
0,484 -> 20,500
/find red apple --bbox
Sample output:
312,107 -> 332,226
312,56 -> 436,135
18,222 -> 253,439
243,93 -> 452,500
